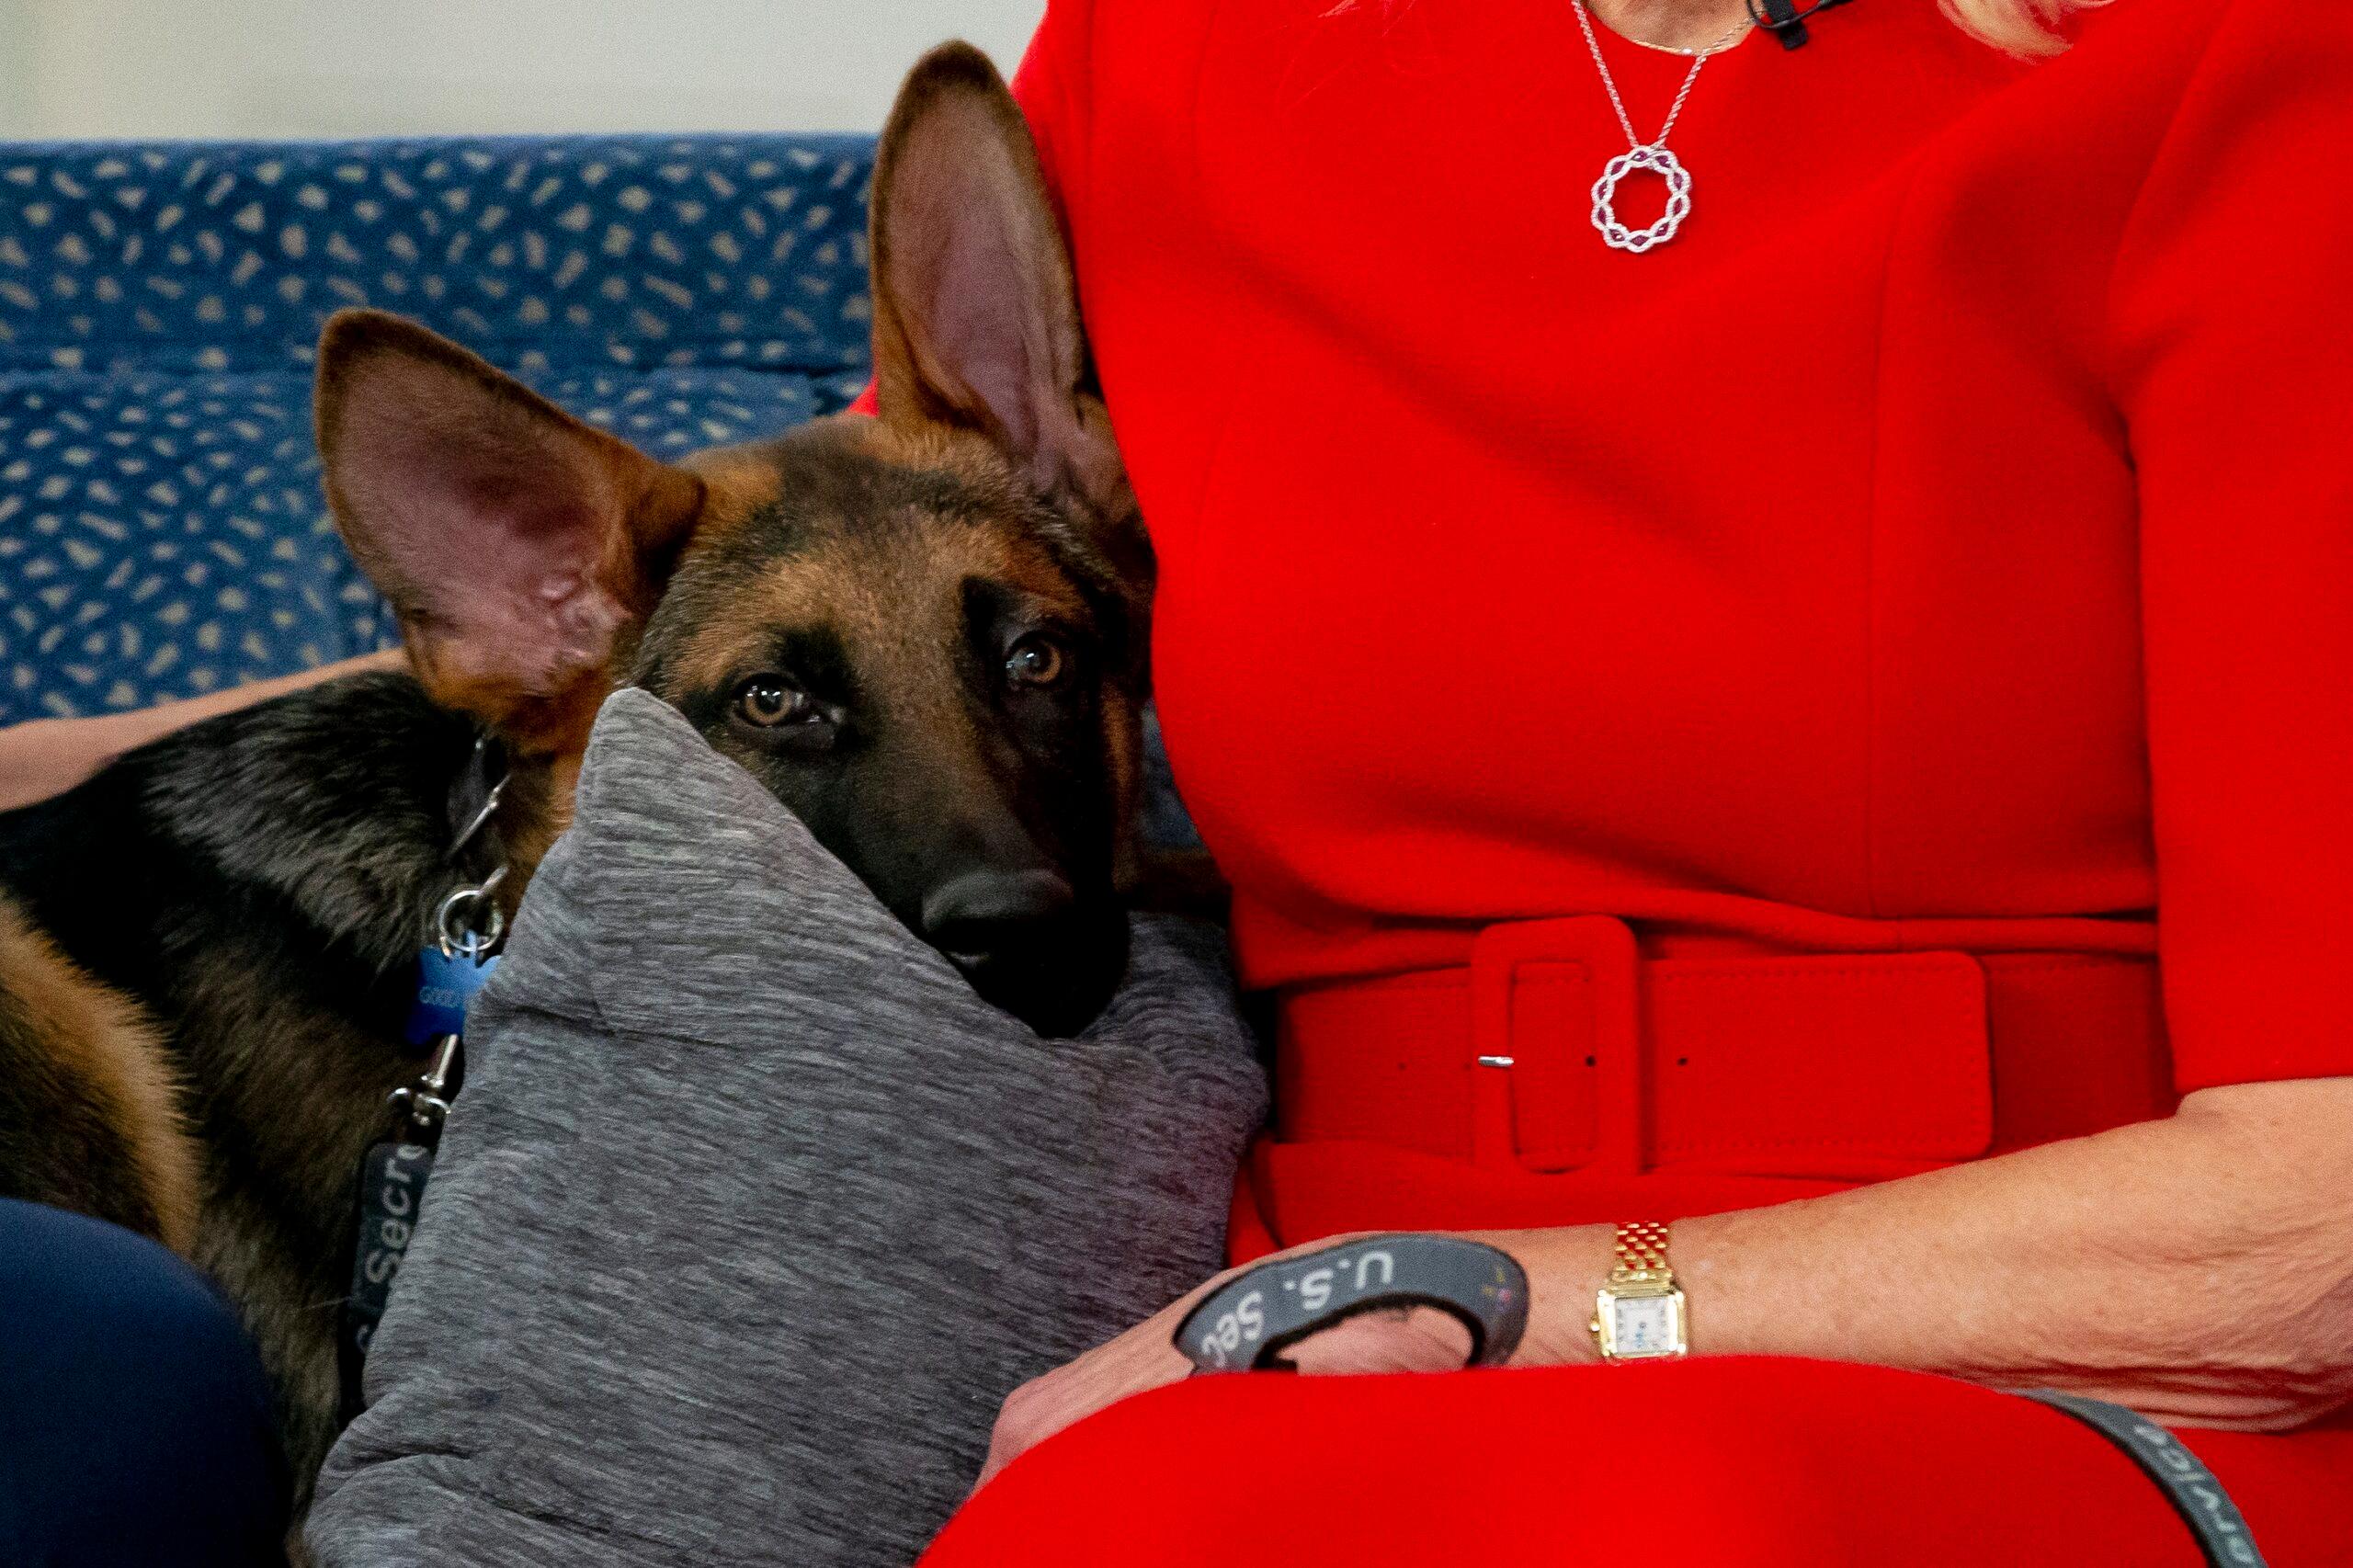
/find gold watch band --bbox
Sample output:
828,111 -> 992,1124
1611,1219 -> 1674,1281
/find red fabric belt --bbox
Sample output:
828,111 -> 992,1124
1242,915 -> 2177,1256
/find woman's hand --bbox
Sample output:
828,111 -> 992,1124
976,1230 -> 1563,1489
975,1284 -> 1197,1490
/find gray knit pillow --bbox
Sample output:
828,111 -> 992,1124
308,687 -> 1266,1568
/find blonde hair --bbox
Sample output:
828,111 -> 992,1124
1941,0 -> 2104,56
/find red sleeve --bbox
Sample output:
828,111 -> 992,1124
849,0 -> 1094,419
2109,0 -> 2353,1091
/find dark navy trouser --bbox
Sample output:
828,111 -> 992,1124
0,1199 -> 289,1567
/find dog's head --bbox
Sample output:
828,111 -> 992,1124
314,45 -> 1147,1037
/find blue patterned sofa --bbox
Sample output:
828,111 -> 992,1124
0,134 -> 876,723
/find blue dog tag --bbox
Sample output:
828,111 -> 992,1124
404,947 -> 500,1046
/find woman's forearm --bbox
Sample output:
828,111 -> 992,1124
0,649 -> 405,812
1499,1076 -> 2353,1429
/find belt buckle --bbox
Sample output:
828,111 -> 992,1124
1468,915 -> 1642,1176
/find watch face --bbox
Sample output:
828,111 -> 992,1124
1608,1292 -> 1682,1358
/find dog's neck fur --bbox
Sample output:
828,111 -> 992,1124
132,674 -> 494,970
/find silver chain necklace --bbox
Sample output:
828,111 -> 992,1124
1574,3 -> 1752,253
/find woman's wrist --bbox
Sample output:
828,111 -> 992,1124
1469,1224 -> 1618,1368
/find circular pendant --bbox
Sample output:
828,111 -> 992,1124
1590,144 -> 1693,254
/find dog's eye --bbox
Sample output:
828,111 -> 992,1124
1004,634 -> 1068,687
733,676 -> 813,728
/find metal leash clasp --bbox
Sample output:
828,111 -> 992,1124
388,1033 -> 462,1137
386,738 -> 511,1140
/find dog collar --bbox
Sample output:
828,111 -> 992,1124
444,732 -> 509,885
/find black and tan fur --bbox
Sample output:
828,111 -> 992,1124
0,44 -> 1154,1520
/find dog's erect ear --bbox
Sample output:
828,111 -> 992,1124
870,43 -> 1130,524
315,310 -> 705,753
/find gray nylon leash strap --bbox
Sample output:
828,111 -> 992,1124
2024,1392 -> 2267,1566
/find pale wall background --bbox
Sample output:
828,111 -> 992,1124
0,0 -> 1049,140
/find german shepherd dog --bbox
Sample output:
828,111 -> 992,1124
0,45 -> 1149,1513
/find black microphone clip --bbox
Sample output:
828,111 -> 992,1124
1745,0 -> 1861,50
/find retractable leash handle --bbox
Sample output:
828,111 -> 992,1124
1175,1234 -> 1531,1374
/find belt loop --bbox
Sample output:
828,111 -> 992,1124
1469,916 -> 1643,1176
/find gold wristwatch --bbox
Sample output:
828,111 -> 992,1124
1589,1221 -> 1688,1362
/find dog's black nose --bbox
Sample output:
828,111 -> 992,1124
921,869 -> 1078,959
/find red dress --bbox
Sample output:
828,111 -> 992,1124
920,0 -> 2353,1558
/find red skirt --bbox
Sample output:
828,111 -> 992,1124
924,1359 -> 2353,1566
927,916 -> 2353,1564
